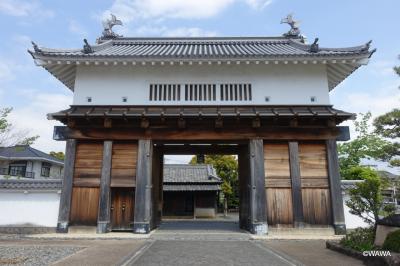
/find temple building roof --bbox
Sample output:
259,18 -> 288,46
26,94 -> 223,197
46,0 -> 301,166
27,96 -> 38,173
29,36 -> 375,91
163,164 -> 222,192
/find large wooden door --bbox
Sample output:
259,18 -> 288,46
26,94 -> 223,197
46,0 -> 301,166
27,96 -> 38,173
111,188 -> 135,230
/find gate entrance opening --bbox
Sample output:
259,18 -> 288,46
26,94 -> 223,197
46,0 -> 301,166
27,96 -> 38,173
138,140 -> 265,233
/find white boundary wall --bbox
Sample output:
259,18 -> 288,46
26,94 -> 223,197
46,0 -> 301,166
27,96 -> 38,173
342,192 -> 370,229
0,190 -> 60,227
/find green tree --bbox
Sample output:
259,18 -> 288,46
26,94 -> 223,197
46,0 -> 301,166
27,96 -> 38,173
373,58 -> 400,167
190,155 -> 239,208
0,107 -> 39,146
374,109 -> 400,167
345,166 -> 394,232
50,151 -> 65,161
338,112 -> 399,179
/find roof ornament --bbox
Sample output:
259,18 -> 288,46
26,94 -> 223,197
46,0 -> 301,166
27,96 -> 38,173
31,41 -> 42,53
309,38 -> 319,53
82,39 -> 93,54
102,14 -> 123,39
361,40 -> 372,52
281,14 -> 301,37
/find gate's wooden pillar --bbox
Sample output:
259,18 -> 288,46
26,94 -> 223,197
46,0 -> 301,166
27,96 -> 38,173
56,139 -> 76,233
133,139 -> 153,234
248,139 -> 268,235
326,139 -> 346,235
288,142 -> 305,227
97,141 -> 113,233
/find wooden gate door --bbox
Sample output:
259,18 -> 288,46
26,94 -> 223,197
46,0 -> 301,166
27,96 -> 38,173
111,188 -> 135,230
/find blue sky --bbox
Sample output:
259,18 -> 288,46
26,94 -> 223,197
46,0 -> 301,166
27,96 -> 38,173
0,0 -> 399,167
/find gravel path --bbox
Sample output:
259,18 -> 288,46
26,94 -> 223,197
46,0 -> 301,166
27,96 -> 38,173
0,245 -> 83,266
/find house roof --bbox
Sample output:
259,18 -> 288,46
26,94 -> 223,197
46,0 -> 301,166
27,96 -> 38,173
378,170 -> 399,180
163,164 -> 222,192
48,105 -> 355,124
341,179 -> 364,191
0,145 -> 64,165
0,179 -> 62,191
29,36 -> 375,91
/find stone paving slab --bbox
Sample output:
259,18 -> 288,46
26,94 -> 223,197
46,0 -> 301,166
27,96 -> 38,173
261,240 -> 364,266
122,240 -> 301,266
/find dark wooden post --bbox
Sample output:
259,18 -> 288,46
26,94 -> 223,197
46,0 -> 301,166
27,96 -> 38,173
288,142 -> 305,227
133,139 -> 153,234
326,139 -> 346,235
248,139 -> 268,235
97,141 -> 113,233
56,139 -> 76,233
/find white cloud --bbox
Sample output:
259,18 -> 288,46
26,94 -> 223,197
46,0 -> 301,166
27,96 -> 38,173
162,27 -> 217,37
340,87 -> 399,117
103,0 -> 272,23
245,0 -> 273,10
0,0 -> 54,18
8,92 -> 72,153
367,59 -> 397,77
104,0 -> 234,22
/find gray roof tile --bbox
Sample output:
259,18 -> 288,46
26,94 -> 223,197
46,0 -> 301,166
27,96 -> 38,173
0,179 -> 62,190
0,145 -> 64,164
163,164 -> 222,192
30,37 -> 373,59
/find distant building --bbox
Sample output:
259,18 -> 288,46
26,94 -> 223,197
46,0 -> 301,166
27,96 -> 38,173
0,145 -> 64,179
163,164 -> 222,218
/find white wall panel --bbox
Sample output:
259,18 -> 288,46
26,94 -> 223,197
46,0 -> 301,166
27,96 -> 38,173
73,64 -> 330,106
0,191 -> 60,227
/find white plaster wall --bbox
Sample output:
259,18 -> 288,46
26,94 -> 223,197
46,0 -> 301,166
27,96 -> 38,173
32,161 -> 42,179
343,193 -> 370,229
73,64 -> 330,106
0,191 -> 60,227
50,165 -> 63,179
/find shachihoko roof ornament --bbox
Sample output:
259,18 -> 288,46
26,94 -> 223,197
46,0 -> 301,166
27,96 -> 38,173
281,14 -> 301,37
101,14 -> 123,39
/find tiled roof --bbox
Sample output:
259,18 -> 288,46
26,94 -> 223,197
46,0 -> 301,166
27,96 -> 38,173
0,145 -> 64,165
30,37 -> 374,59
48,105 -> 355,124
29,36 -> 375,91
163,184 -> 221,192
341,180 -> 364,191
0,179 -> 62,190
163,164 -> 222,192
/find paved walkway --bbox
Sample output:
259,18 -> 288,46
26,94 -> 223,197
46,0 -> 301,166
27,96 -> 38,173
0,221 -> 364,266
122,240 -> 300,266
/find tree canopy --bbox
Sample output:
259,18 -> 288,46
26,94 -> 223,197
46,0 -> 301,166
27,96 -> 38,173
0,107 -> 39,147
345,166 -> 394,231
338,112 -> 399,179
50,151 -> 65,161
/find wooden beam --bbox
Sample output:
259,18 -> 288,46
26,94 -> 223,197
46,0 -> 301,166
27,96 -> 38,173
53,126 -> 342,141
56,139 -> 76,233
97,141 -> 112,233
160,145 -> 239,155
140,118 -> 150,129
288,141 -> 305,227
133,139 -> 153,234
104,118 -> 112,128
326,139 -> 346,235
215,118 -> 223,128
248,139 -> 267,235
